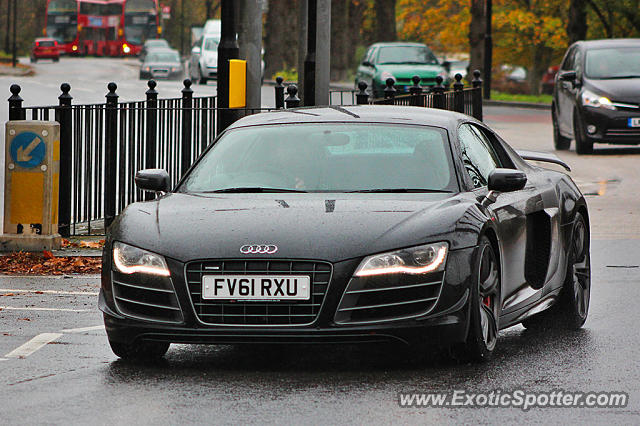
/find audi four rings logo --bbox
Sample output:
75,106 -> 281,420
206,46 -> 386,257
240,244 -> 278,254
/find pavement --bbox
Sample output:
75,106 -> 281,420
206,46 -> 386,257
1,58 -> 640,424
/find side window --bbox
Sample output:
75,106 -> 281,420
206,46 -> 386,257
561,47 -> 576,71
458,124 -> 501,188
574,49 -> 583,77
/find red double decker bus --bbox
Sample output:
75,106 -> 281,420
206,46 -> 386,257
122,0 -> 160,55
45,0 -> 160,57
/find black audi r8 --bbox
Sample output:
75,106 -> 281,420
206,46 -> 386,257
100,106 -> 591,362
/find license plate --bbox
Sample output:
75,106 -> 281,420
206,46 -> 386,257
628,118 -> 640,127
202,275 -> 311,300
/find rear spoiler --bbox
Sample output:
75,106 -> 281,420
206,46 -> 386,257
516,150 -> 571,172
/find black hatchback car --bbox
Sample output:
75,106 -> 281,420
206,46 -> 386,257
101,106 -> 591,363
553,38 -> 640,154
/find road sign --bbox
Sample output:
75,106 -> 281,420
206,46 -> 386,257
10,131 -> 46,169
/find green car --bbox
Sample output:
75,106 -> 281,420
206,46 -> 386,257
355,42 -> 450,98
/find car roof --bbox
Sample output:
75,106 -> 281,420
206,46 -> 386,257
575,38 -> 640,49
368,42 -> 428,48
226,105 -> 472,131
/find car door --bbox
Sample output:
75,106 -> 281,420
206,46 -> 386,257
556,46 -> 578,136
355,47 -> 376,88
458,123 -> 559,317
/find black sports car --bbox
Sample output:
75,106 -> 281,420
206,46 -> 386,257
100,106 -> 591,362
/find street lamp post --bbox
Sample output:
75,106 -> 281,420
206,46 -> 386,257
217,0 -> 240,133
483,0 -> 492,99
12,0 -> 17,67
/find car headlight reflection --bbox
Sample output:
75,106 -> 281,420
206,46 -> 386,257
581,90 -> 616,110
354,242 -> 448,277
113,242 -> 170,276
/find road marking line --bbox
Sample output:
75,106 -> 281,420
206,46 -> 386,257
0,358 -> 8,361
0,306 -> 90,312
61,325 -> 104,333
4,333 -> 63,358
0,289 -> 98,296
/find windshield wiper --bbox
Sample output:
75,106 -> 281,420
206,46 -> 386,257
347,188 -> 453,193
205,187 -> 308,193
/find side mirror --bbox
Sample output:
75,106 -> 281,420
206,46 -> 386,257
441,60 -> 451,72
192,46 -> 201,55
488,168 -> 527,192
135,169 -> 170,193
558,70 -> 577,82
362,60 -> 374,67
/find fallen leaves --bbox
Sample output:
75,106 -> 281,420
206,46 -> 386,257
61,239 -> 105,249
0,251 -> 101,275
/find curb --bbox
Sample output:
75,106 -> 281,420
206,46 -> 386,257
483,99 -> 551,110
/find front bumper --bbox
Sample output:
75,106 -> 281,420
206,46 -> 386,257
580,105 -> 640,145
100,247 -> 475,347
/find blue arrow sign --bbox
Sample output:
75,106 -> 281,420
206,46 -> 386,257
10,131 -> 46,169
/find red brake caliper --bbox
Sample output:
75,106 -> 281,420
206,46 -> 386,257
483,296 -> 491,307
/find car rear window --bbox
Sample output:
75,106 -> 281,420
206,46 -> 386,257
38,41 -> 56,47
179,123 -> 457,193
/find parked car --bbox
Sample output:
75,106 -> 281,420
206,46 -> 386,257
553,39 -> 640,154
446,59 -> 469,81
31,38 -> 60,63
101,105 -> 591,363
139,38 -> 170,61
355,42 -> 450,97
139,48 -> 184,80
189,36 -> 219,84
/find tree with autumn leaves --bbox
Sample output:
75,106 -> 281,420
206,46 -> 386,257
397,0 -> 640,94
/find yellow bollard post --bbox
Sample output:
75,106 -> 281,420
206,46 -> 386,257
0,121 -> 62,251
228,59 -> 247,109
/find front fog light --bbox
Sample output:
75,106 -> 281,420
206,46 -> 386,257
587,124 -> 597,134
354,242 -> 448,277
113,242 -> 170,276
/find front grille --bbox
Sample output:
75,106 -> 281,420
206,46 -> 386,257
334,271 -> 444,324
111,272 -> 183,323
605,128 -> 640,137
186,260 -> 332,326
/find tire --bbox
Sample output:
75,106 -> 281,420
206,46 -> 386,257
109,339 -> 170,360
53,57 -> 59,63
552,105 -> 571,150
198,66 -> 208,85
31,57 -> 37,63
522,211 -> 590,330
450,236 -> 501,362
574,110 -> 593,155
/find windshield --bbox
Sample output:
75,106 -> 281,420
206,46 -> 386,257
585,47 -> 640,79
377,46 -> 439,65
204,38 -> 219,51
147,51 -> 180,63
179,123 -> 457,193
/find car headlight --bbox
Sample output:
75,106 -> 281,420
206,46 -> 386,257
354,242 -> 448,277
581,90 -> 616,110
113,242 -> 170,276
380,71 -> 396,84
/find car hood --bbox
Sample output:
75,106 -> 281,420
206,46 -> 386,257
111,192 -> 477,263
585,78 -> 640,104
375,64 -> 445,80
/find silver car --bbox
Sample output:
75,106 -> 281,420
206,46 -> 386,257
189,37 -> 219,85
